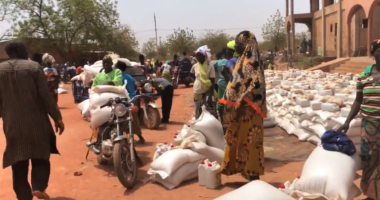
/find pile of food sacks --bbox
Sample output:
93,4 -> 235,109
77,84 -> 129,128
214,145 -> 362,200
265,69 -> 361,149
144,106 -> 226,189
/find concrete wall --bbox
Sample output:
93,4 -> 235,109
289,0 -> 380,58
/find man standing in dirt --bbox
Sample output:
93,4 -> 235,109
0,41 -> 64,200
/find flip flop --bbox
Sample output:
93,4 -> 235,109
32,190 -> 50,199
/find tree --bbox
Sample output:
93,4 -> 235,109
141,38 -> 157,59
156,41 -> 169,61
0,0 -> 17,41
166,28 -> 197,56
13,0 -> 138,58
198,30 -> 234,55
261,9 -> 287,51
295,32 -> 308,45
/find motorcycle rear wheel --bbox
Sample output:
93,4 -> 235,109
143,107 -> 161,130
113,139 -> 137,189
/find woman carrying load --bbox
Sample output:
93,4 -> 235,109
219,31 -> 267,181
191,45 -> 217,119
337,39 -> 380,200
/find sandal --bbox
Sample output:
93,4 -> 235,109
32,190 -> 50,199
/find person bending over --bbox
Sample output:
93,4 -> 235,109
150,78 -> 174,123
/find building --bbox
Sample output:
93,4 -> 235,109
285,0 -> 380,58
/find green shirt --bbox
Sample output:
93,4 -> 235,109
91,69 -> 122,88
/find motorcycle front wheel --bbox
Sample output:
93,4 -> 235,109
113,139 -> 137,189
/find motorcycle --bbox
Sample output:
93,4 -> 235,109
135,79 -> 161,130
61,70 -> 71,84
172,58 -> 194,89
85,95 -> 144,189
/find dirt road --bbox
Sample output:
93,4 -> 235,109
0,84 -> 363,199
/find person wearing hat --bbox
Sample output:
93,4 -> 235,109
337,39 -> 380,200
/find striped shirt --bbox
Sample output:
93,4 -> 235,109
357,64 -> 380,118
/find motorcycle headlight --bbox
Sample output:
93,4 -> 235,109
144,83 -> 153,92
114,104 -> 127,117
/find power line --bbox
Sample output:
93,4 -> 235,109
134,26 -> 263,33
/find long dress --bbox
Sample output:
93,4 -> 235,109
357,64 -> 380,199
219,32 -> 267,179
0,59 -> 62,168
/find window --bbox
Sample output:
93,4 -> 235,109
362,19 -> 368,29
335,23 -> 338,36
330,24 -> 333,32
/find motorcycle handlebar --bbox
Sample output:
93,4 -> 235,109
99,95 -> 146,108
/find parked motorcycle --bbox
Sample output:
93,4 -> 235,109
172,58 -> 194,89
61,70 -> 71,84
85,95 -> 144,189
135,79 -> 161,130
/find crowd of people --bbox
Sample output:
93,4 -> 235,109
1,32 -> 380,200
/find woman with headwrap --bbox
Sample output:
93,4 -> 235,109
160,60 -> 173,82
337,39 -> 380,200
42,54 -> 60,103
218,31 -> 266,181
191,45 -> 217,119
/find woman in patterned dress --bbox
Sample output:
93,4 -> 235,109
338,39 -> 380,200
218,31 -> 266,181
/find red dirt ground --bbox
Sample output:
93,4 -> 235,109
0,84 -> 364,200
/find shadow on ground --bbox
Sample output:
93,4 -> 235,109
263,127 -> 315,172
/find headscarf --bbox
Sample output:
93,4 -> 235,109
371,39 -> 380,55
227,40 -> 235,50
195,45 -> 212,63
195,45 -> 212,90
219,30 -> 266,118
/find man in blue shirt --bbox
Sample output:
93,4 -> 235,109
114,61 -> 136,98
114,61 -> 145,143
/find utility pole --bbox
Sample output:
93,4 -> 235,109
154,13 -> 158,47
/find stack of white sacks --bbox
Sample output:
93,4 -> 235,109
215,145 -> 362,200
76,59 -> 133,127
265,69 -> 362,149
145,106 -> 226,189
77,84 -> 129,128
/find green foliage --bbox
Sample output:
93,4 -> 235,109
261,9 -> 287,51
12,0 -> 137,58
0,0 -> 18,41
141,38 -> 157,59
293,55 -> 323,69
156,41 -> 169,61
166,28 -> 197,56
197,30 -> 234,55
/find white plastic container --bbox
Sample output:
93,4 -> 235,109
319,89 -> 333,96
321,103 -> 340,112
296,98 -> 310,107
153,142 -> 169,160
168,144 -> 176,150
311,101 -> 322,110
206,161 -> 221,189
198,160 -> 207,186
340,107 -> 350,117
174,134 -> 183,146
